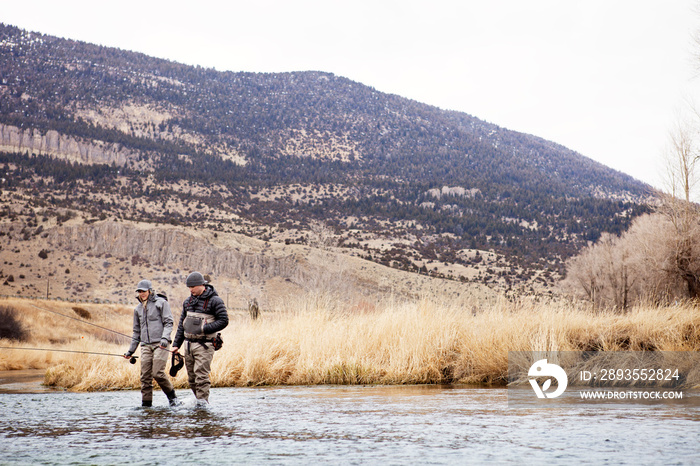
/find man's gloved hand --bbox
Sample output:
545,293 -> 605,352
160,339 -> 169,349
123,352 -> 133,359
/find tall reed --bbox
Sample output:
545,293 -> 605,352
1,295 -> 698,391
211,293 -> 700,387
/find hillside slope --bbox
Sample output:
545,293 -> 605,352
0,23 -> 654,296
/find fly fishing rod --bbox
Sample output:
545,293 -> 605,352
0,346 -> 139,364
26,302 -> 172,352
27,302 -> 137,343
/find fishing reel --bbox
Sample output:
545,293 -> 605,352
129,356 -> 138,364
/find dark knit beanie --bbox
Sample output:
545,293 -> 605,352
186,272 -> 205,287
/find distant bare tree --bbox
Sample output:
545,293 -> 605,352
308,220 -> 336,250
563,240 -> 604,306
565,12 -> 700,306
658,13 -> 700,298
563,232 -> 635,310
657,116 -> 700,298
621,214 -> 683,303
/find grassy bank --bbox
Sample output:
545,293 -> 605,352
1,295 -> 698,391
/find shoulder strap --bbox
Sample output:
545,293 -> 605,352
185,296 -> 211,314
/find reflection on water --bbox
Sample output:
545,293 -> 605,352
0,385 -> 699,464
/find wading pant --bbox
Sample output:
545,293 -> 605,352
185,340 -> 215,402
140,344 -> 174,403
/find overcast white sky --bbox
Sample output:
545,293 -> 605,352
3,0 -> 700,189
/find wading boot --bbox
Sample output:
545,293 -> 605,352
142,399 -> 152,407
166,389 -> 179,407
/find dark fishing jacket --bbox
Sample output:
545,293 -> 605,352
173,284 -> 228,348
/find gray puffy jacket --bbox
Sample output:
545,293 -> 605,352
126,293 -> 173,355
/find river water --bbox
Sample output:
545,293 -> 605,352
0,385 -> 698,465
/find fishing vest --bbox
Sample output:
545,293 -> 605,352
183,298 -> 217,341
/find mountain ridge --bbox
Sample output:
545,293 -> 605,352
0,23 -> 654,298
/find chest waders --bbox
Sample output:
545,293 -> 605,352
182,298 -> 218,402
183,298 -> 220,351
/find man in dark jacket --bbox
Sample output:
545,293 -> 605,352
124,279 -> 178,407
172,272 -> 228,405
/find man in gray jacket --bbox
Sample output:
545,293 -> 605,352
124,279 -> 178,407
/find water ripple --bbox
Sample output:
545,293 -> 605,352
0,385 -> 698,464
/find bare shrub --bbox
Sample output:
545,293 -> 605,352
72,306 -> 92,320
563,213 -> 697,308
0,305 -> 29,341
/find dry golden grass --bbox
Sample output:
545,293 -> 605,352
1,295 -> 698,391
0,297 -> 134,374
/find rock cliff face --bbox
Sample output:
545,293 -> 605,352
46,221 -> 301,283
0,124 -> 131,166
7,219 -> 492,305
42,220 -> 401,305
